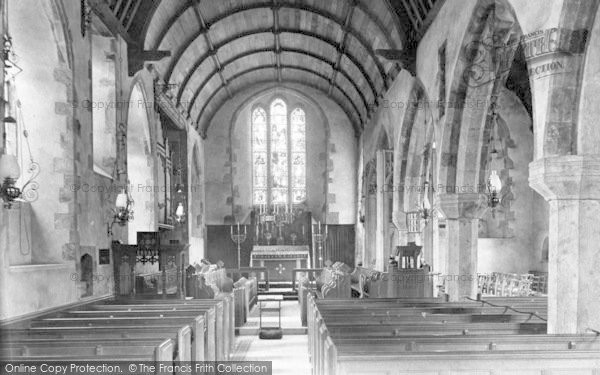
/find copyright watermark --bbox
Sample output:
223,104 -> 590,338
68,183 -> 201,194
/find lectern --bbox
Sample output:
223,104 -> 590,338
388,242 -> 432,297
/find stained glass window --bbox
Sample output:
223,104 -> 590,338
251,99 -> 306,206
252,107 -> 268,205
290,108 -> 306,203
270,99 -> 288,205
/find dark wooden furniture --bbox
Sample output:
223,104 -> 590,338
112,242 -> 189,298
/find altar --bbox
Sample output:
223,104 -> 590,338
250,245 -> 311,282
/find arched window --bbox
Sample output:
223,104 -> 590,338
252,99 -> 306,206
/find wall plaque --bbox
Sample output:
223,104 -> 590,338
99,248 -> 110,265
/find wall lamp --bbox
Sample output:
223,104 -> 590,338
173,201 -> 185,224
0,153 -> 39,208
107,188 -> 134,236
487,170 -> 502,209
419,181 -> 432,221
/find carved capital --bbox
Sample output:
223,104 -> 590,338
529,156 -> 600,201
436,193 -> 488,220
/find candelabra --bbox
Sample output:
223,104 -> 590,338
230,223 -> 247,269
312,221 -> 328,268
255,203 -> 299,245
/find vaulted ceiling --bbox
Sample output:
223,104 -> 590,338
91,0 -> 444,136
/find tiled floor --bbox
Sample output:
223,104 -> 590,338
232,335 -> 311,375
232,300 -> 311,375
238,300 -> 307,334
247,300 -> 304,328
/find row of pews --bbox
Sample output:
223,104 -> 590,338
188,265 -> 258,327
0,268 -> 240,367
308,295 -> 600,374
298,263 -> 353,327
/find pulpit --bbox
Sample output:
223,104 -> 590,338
250,245 -> 311,282
387,242 -> 433,297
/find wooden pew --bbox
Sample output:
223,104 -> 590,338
0,337 -> 175,361
179,266 -> 237,354
310,313 -> 548,374
27,317 -> 195,363
298,266 -> 351,326
91,304 -> 219,360
326,348 -> 600,375
101,296 -> 234,360
232,276 -> 258,326
307,294 -> 547,375
328,334 -> 600,352
0,295 -> 231,366
307,295 -> 600,375
53,310 -> 207,361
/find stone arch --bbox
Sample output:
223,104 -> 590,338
190,142 -> 204,237
41,0 -> 74,71
577,3 -> 600,155
126,81 -> 157,244
438,0 -> 523,193
396,83 -> 437,269
391,81 -> 432,234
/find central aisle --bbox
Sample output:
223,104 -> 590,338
231,300 -> 311,375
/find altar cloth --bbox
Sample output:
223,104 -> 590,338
250,246 -> 311,282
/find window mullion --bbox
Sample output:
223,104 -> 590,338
266,108 -> 272,207
286,107 -> 293,207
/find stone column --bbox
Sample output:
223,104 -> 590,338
375,150 -> 386,271
437,193 -> 487,302
529,156 -> 600,334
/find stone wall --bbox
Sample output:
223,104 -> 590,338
205,83 -> 356,226
0,0 -> 181,321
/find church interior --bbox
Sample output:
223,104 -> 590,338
0,0 -> 599,373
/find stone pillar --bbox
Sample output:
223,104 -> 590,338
375,151 -> 386,271
529,156 -> 600,334
438,193 -> 487,302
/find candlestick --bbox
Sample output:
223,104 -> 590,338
230,223 -> 247,269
